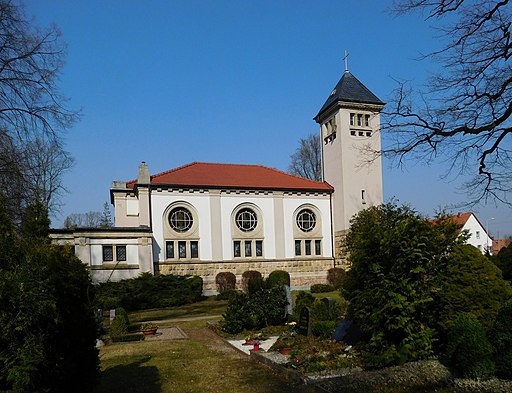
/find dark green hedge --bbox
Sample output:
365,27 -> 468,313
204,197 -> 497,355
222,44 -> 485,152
95,273 -> 203,311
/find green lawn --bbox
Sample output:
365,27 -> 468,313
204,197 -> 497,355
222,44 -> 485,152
95,318 -> 319,393
127,297 -> 228,323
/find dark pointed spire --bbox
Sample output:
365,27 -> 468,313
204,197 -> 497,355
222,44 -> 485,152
314,71 -> 384,122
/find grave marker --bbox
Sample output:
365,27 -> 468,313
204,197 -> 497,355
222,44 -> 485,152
298,307 -> 311,336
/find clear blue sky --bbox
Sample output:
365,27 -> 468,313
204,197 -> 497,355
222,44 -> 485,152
24,0 -> 512,237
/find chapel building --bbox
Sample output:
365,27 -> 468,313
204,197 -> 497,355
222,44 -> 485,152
51,68 -> 384,291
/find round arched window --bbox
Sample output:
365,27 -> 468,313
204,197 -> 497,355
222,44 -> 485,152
168,207 -> 193,232
297,209 -> 316,232
235,208 -> 257,232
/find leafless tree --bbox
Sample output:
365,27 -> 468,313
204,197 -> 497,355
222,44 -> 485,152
0,1 -> 78,223
383,0 -> 512,205
21,138 -> 74,213
289,133 -> 322,181
64,211 -> 103,229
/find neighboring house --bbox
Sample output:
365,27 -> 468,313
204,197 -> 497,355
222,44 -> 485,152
493,238 -> 512,255
50,67 -> 385,291
450,212 -> 493,254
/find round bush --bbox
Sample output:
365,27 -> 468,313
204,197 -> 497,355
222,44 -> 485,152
488,300 -> 512,379
110,314 -> 128,338
241,270 -> 263,294
115,307 -> 129,325
327,267 -> 346,289
267,270 -> 290,288
215,271 -> 236,293
445,313 -> 495,379
310,283 -> 335,293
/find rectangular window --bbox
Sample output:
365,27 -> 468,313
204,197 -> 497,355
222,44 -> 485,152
476,231 -> 480,239
245,240 -> 252,257
315,240 -> 321,255
233,241 -> 241,257
102,245 -> 113,262
178,241 -> 186,258
190,241 -> 199,258
305,240 -> 311,255
357,114 -> 363,126
116,245 -> 127,262
350,113 -> 355,126
295,240 -> 301,256
256,240 -> 263,257
365,114 -> 370,127
166,241 -> 174,259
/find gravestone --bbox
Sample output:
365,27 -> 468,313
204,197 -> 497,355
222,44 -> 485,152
322,297 -> 334,320
109,309 -> 116,324
283,285 -> 293,316
298,307 -> 312,336
332,320 -> 352,342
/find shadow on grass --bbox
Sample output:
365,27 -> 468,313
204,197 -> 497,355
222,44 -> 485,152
95,356 -> 161,393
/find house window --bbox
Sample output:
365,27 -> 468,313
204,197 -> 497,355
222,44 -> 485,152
102,245 -> 127,262
235,208 -> 257,232
365,114 -> 370,127
315,240 -> 321,255
357,114 -> 363,126
297,209 -> 316,232
165,240 -> 199,260
255,240 -> 263,257
234,241 -> 241,257
233,239 -> 263,258
178,241 -> 186,258
190,241 -> 199,258
294,239 -> 323,257
350,113 -> 355,126
169,207 -> 193,233
116,245 -> 127,262
166,241 -> 175,259
245,240 -> 252,257
476,231 -> 480,239
103,245 -> 113,262
305,240 -> 312,255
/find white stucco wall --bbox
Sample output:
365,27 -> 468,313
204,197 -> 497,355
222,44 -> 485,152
462,214 -> 493,254
149,189 -> 333,262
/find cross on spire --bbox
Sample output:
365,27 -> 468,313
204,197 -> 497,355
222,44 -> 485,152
343,50 -> 349,72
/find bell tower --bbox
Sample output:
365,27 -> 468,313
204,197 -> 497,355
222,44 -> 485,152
314,65 -> 384,240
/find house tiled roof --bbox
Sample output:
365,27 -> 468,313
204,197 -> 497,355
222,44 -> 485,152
315,71 -> 384,121
449,212 -> 473,226
126,162 -> 333,192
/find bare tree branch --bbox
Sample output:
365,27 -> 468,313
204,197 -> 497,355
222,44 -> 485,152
384,0 -> 512,205
288,133 -> 322,181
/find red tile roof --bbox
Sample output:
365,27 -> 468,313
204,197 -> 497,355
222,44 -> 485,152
127,162 -> 333,192
449,212 -> 473,226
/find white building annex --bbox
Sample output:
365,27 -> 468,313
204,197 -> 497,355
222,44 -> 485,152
449,212 -> 493,254
51,68 -> 385,291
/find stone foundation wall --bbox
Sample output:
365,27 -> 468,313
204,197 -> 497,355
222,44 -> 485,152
334,230 -> 350,269
157,257 -> 335,291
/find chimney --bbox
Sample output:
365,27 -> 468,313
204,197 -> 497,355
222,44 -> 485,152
137,161 -> 150,184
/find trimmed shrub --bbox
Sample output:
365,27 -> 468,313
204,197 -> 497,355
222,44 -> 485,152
267,270 -> 291,288
327,267 -> 346,289
115,307 -> 129,325
221,286 -> 288,334
312,321 -> 338,338
488,300 -> 512,379
216,288 -> 239,301
110,315 -> 128,338
295,291 -> 315,314
215,272 -> 236,293
241,270 -> 263,294
111,333 -> 144,342
445,314 -> 495,379
95,273 -> 203,311
310,283 -> 335,293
